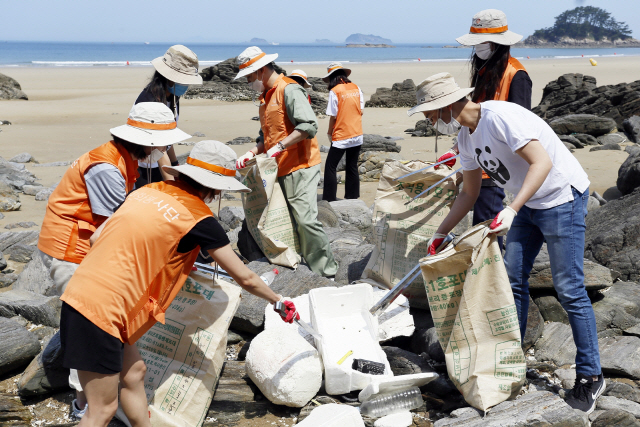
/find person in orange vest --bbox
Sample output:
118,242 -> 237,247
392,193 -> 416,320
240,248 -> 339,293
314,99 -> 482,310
234,47 -> 338,278
437,9 -> 532,249
36,102 -> 189,418
58,140 -> 299,427
320,62 -> 364,202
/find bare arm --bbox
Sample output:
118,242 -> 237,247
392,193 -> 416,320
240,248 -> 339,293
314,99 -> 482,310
157,153 -> 175,181
166,145 -> 178,163
435,168 -> 483,235
90,216 -> 111,246
207,245 -> 280,304
509,139 -> 552,212
327,116 -> 336,140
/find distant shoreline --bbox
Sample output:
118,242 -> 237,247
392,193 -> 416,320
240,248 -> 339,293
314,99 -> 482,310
339,44 -> 396,48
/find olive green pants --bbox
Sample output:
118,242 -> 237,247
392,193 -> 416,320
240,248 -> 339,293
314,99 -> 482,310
278,164 -> 338,277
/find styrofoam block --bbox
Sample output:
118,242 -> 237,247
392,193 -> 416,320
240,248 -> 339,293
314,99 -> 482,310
245,328 -> 322,407
263,294 -> 314,345
296,403 -> 365,427
371,288 -> 415,342
373,411 -> 413,427
358,373 -> 438,402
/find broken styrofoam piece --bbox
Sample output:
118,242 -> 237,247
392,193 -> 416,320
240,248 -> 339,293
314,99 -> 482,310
358,373 -> 438,402
373,411 -> 413,427
263,294 -> 314,345
296,403 -> 365,427
245,328 -> 322,407
309,284 -> 392,395
371,287 -> 415,342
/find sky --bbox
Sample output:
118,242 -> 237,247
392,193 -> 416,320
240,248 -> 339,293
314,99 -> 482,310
1,0 -> 639,44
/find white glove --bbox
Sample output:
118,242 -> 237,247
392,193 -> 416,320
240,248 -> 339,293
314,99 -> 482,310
427,233 -> 448,255
266,143 -> 284,158
236,151 -> 255,169
489,206 -> 517,236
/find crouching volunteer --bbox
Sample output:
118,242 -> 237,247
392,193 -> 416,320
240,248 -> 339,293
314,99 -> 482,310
59,140 -> 298,427
408,73 -> 603,414
234,47 -> 338,278
37,102 -> 185,418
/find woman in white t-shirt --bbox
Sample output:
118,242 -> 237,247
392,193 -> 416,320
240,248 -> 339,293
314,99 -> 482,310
407,73 -> 604,414
321,62 -> 364,202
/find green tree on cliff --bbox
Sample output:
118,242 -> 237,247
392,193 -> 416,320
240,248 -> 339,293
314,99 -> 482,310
533,6 -> 632,41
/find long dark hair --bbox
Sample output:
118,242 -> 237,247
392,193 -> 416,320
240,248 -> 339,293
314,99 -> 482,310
143,71 -> 178,115
470,43 -> 511,103
328,69 -> 352,91
112,135 -> 147,160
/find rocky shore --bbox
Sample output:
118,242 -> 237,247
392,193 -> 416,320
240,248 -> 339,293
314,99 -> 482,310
521,35 -> 640,48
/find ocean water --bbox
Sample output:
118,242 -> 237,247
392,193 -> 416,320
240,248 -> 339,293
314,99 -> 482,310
1,41 -> 640,67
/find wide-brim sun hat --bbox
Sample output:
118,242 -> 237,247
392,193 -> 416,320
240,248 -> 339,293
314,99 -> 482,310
151,45 -> 203,85
234,46 -> 279,80
110,102 -> 192,147
407,73 -> 474,116
289,69 -> 311,88
163,140 -> 249,193
456,9 -> 523,46
322,62 -> 351,82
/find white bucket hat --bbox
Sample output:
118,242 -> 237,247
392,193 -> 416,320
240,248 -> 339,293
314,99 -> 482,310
110,102 -> 191,147
234,46 -> 279,80
322,62 -> 351,82
407,73 -> 474,116
289,69 -> 311,88
151,45 -> 203,85
163,140 -> 249,193
456,9 -> 523,46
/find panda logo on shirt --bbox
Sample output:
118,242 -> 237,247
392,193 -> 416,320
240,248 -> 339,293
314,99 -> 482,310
475,146 -> 510,185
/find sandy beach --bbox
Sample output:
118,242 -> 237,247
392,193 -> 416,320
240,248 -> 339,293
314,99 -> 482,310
0,55 -> 637,230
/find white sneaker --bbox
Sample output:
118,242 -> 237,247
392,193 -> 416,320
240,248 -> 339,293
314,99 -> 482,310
71,399 -> 87,419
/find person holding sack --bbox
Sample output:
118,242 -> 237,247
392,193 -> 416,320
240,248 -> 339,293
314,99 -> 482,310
37,102 -> 186,418
234,47 -> 338,278
59,140 -> 299,427
437,9 -> 532,248
135,45 -> 203,187
321,62 -> 364,202
408,73 -> 603,414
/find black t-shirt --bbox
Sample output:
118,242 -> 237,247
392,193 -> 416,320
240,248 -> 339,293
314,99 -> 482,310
135,88 -> 180,116
177,216 -> 230,254
507,71 -> 532,111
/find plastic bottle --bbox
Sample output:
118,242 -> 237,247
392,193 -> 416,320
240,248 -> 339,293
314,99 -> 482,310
359,386 -> 423,418
259,268 -> 279,286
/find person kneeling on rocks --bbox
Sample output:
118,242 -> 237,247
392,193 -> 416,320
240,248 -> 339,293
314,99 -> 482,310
408,72 -> 604,414
58,140 -> 298,427
234,46 -> 338,278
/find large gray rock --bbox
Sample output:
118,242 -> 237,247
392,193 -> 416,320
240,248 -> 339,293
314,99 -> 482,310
433,391 -> 588,427
232,260 -> 337,334
605,381 -> 640,403
0,273 -> 17,288
316,200 -> 340,228
558,134 -> 583,149
5,243 -> 36,263
35,187 -> 54,201
597,396 -> 640,418
365,79 -> 416,108
624,116 -> 640,143
590,143 -> 622,152
358,151 -> 404,182
362,134 -> 402,153
0,317 -> 40,375
523,297 -> 544,350
218,206 -> 245,232
0,73 -> 28,100
0,230 -> 39,252
550,114 -> 618,136
618,150 -> 640,195
592,409 -> 640,427
592,282 -> 640,333
0,157 -> 39,191
534,322 -> 576,366
406,119 -> 439,137
534,295 -> 569,324
597,133 -> 627,145
573,133 -> 599,146
0,181 -> 20,211
9,153 -> 35,164
599,336 -> 640,379
17,332 -> 69,396
0,252 -> 5,271
0,290 -> 61,327
334,243 -> 373,285
0,395 -> 33,425
226,136 -> 253,145
12,252 -> 56,296
585,188 -> 640,281
329,199 -> 373,241
325,224 -> 363,252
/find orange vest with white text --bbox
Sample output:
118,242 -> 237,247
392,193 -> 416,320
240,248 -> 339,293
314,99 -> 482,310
331,83 -> 363,141
259,74 -> 321,177
60,180 -> 212,344
37,141 -> 139,263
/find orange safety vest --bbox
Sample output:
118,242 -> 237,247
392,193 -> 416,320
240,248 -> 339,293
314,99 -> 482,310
331,83 -> 363,141
61,180 -> 213,344
38,141 -> 139,264
259,74 -> 321,177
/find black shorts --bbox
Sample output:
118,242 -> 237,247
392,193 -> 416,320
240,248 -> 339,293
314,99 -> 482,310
60,302 -> 124,374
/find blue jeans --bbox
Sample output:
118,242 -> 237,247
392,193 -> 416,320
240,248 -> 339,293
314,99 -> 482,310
473,184 -> 505,249
504,187 -> 601,376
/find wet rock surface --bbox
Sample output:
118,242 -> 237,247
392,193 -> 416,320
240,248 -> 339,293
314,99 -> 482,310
365,79 -> 416,108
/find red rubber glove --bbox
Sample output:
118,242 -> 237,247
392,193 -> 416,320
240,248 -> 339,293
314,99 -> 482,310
275,300 -> 300,324
427,233 -> 447,255
436,149 -> 457,169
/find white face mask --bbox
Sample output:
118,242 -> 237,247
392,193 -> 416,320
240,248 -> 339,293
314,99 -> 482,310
251,71 -> 265,92
434,109 -> 461,135
145,148 -> 165,164
475,43 -> 493,60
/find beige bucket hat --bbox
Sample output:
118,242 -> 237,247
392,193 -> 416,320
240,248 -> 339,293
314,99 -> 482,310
110,102 -> 191,146
151,45 -> 203,85
322,62 -> 351,82
407,73 -> 474,116
456,9 -> 523,46
163,140 -> 249,192
289,69 -> 311,88
234,46 -> 279,80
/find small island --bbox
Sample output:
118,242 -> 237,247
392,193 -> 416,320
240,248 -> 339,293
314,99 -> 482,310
315,39 -> 335,44
345,33 -> 393,45
248,38 -> 269,45
340,43 -> 396,48
522,6 -> 640,48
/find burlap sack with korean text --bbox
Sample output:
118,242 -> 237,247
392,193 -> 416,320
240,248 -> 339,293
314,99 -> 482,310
419,223 -> 525,411
117,272 -> 241,427
241,155 -> 301,268
361,160 -> 457,308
